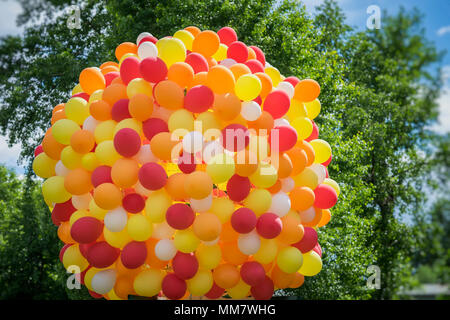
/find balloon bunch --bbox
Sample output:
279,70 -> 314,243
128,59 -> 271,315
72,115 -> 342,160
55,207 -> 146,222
33,26 -> 340,300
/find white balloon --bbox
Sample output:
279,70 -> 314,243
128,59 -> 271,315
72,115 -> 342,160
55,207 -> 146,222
310,164 -> 326,184
277,81 -> 295,99
220,58 -> 237,68
82,116 -> 99,133
274,118 -> 290,127
269,192 -> 291,217
136,32 -> 153,45
91,269 -> 116,295
241,101 -> 262,121
299,206 -> 316,223
155,239 -> 177,261
183,131 -> 204,154
104,207 -> 128,232
55,161 -> 70,176
281,177 -> 295,193
238,230 -> 261,255
72,193 -> 92,210
151,106 -> 173,121
190,193 -> 212,212
133,144 -> 158,164
153,221 -> 175,239
138,41 -> 158,59
202,140 -> 224,163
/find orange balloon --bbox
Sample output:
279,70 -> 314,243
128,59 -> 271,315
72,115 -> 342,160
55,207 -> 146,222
205,56 -> 217,68
192,30 -> 220,57
301,207 -> 323,227
101,65 -> 119,75
293,79 -> 320,103
52,103 -> 65,115
93,183 -> 123,210
145,238 -> 168,269
115,42 -> 138,61
220,222 -> 239,242
290,186 -> 315,211
213,93 -> 241,121
297,140 -> 315,166
111,158 -> 139,188
115,257 -> 142,278
277,153 -> 293,179
185,26 -> 201,37
89,100 -> 111,121
272,265 -> 295,289
207,65 -> 235,94
193,213 -> 222,241
247,111 -> 274,134
165,173 -> 188,201
129,94 -> 154,121
267,179 -> 282,194
154,80 -> 184,110
285,147 -> 307,176
188,71 -> 208,89
278,215 -> 304,244
234,150 -> 258,177
168,62 -> 194,88
79,68 -> 106,95
262,261 -> 273,273
42,131 -> 65,160
111,77 -> 124,85
70,129 -> 95,154
254,72 -> 273,98
229,63 -> 251,80
289,272 -> 305,288
150,132 -> 180,161
100,61 -> 119,70
114,276 -> 135,299
102,83 -> 128,106
57,221 -> 74,243
317,209 -> 331,227
51,109 -> 66,125
222,241 -> 248,265
184,171 -> 213,199
64,168 -> 93,195
213,264 -> 240,289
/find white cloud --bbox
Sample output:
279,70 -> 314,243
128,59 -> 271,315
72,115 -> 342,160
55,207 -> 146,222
432,87 -> 450,134
0,0 -> 23,36
0,135 -> 24,173
437,25 -> 450,36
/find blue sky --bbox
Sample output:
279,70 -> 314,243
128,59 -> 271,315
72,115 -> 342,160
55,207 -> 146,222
0,0 -> 449,174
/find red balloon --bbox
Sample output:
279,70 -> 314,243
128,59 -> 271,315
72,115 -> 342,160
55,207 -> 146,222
120,56 -> 141,85
284,76 -> 300,87
263,90 -> 290,119
113,128 -> 141,157
70,217 -> 103,244
222,124 -> 250,152
52,199 -> 77,225
231,208 -> 257,234
253,96 -> 262,105
314,184 -> 337,209
325,167 -> 329,178
244,59 -> 264,73
292,227 -> 318,253
138,162 -> 167,190
172,252 -> 199,280
184,85 -> 214,113
205,282 -> 225,299
34,145 -> 43,157
305,121 -> 319,142
177,151 -> 196,174
104,72 -> 119,86
72,92 -> 90,101
121,241 -> 147,269
250,275 -> 274,300
138,35 -> 158,46
185,53 -> 209,73
217,27 -> 238,46
269,126 -> 297,153
249,46 -> 266,66
111,99 -> 131,122
79,242 -> 93,259
313,243 -> 322,257
142,118 -> 169,142
166,203 -> 195,230
162,273 -> 186,300
227,41 -> 248,63
226,174 -> 251,202
139,57 -> 168,83
87,241 -> 120,268
322,155 -> 332,167
59,244 -> 72,262
122,193 -> 145,213
240,261 -> 265,286
89,290 -> 103,299
91,165 -> 113,187
256,213 -> 282,239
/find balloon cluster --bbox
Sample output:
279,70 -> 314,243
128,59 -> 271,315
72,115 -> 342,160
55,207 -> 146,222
33,26 -> 340,300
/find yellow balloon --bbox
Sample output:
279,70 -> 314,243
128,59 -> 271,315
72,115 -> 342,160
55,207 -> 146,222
187,269 -> 213,296
84,267 -> 103,291
309,139 -> 332,164
158,38 -> 186,67
62,244 -> 89,271
265,66 -> 281,87
277,247 -> 303,274
234,74 -> 262,101
72,83 -> 83,95
133,269 -> 164,297
305,99 -> 321,120
33,152 -> 57,178
293,166 -> 319,189
89,89 -> 104,103
253,238 -> 278,264
196,111 -> 221,138
168,109 -> 194,137
291,117 -> 313,140
119,53 -> 139,67
227,278 -> 250,299
298,250 -> 322,276
210,197 -> 235,223
174,229 -> 200,253
286,100 -> 308,121
65,97 -> 90,125
60,146 -> 83,170
249,162 -> 278,188
95,140 -> 121,166
95,119 -> 117,143
69,209 -> 90,226
52,119 -> 81,145
243,188 -> 272,216
196,244 -> 222,269
212,43 -> 228,61
114,118 -> 142,136
145,189 -> 172,223
206,153 -> 235,184
173,30 -> 194,51
323,178 -> 340,196
248,134 -> 269,160
127,78 -> 153,98
103,227 -> 132,249
81,152 -> 100,171
89,199 -> 108,220
42,175 -> 71,203
127,214 -> 153,241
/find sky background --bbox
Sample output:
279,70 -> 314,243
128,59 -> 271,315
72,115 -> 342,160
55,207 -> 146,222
0,0 -> 449,175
